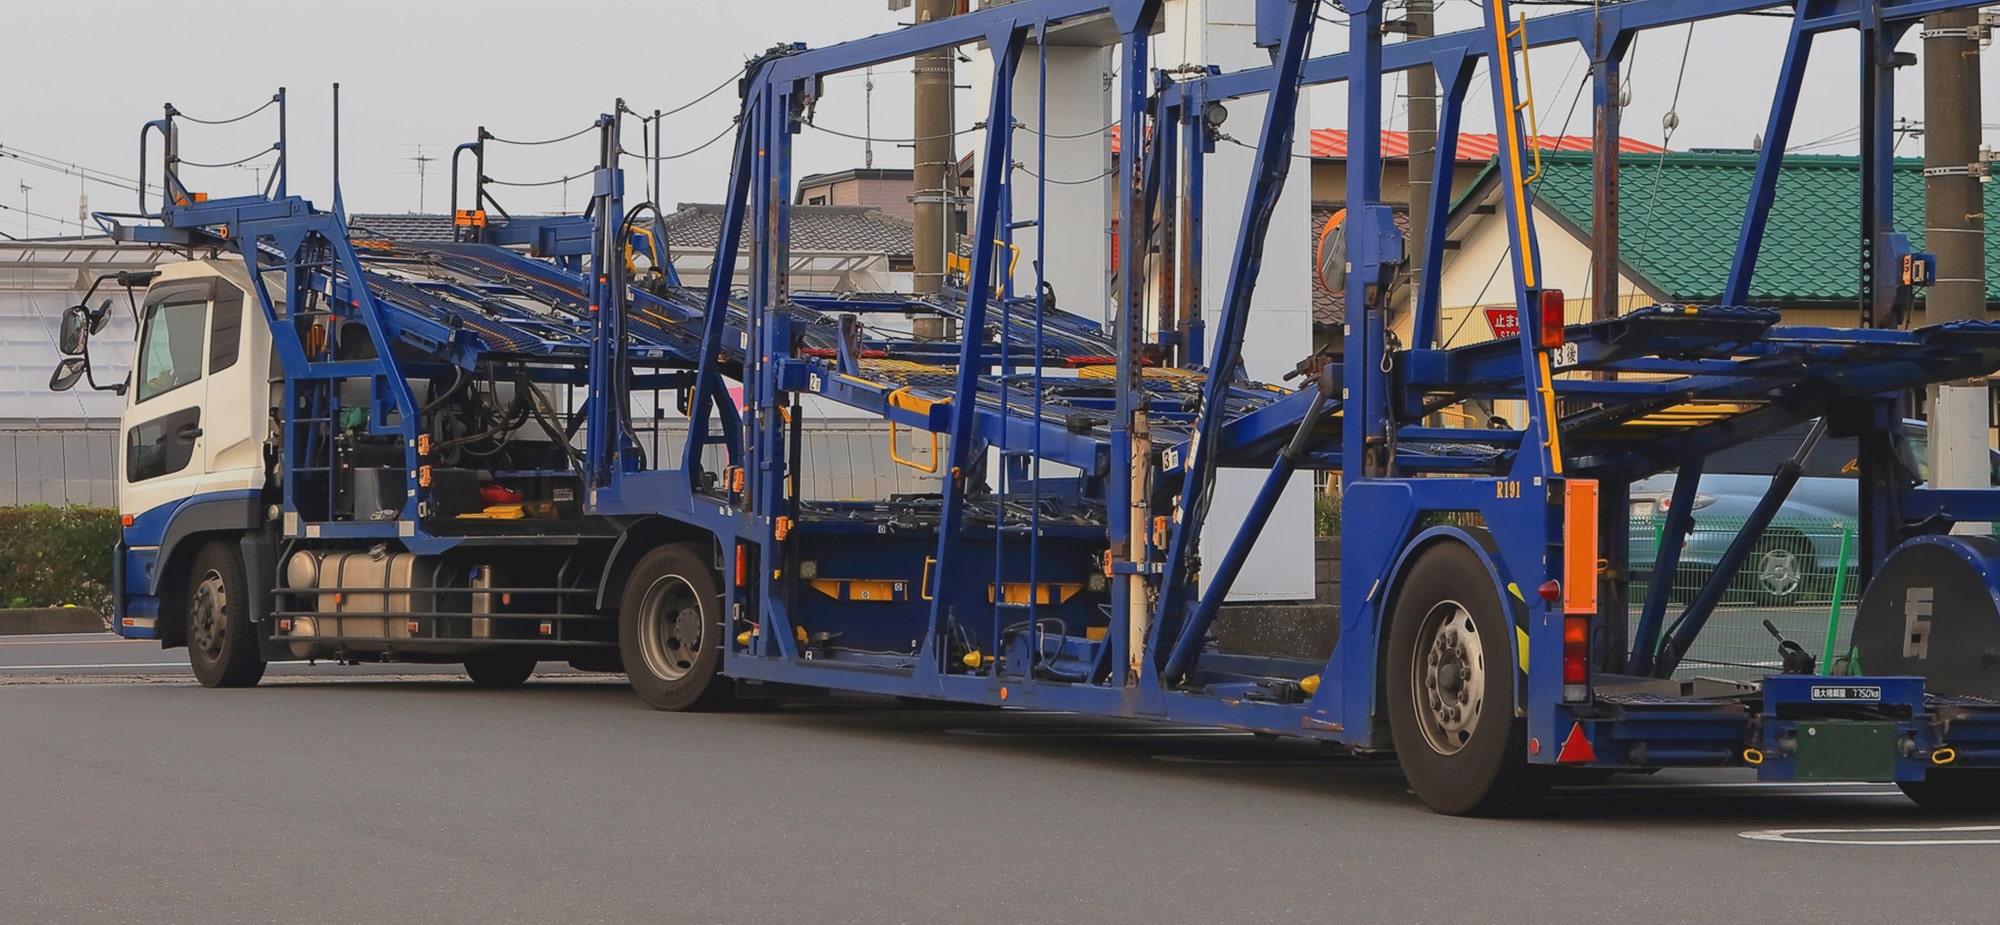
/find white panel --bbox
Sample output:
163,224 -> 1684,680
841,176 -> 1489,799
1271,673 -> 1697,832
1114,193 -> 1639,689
1166,0 -> 1316,601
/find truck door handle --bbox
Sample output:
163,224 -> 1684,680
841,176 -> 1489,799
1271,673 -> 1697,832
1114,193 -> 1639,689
177,423 -> 203,442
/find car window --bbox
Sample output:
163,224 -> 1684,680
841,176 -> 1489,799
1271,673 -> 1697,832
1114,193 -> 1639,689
1703,429 -> 1859,478
135,285 -> 209,403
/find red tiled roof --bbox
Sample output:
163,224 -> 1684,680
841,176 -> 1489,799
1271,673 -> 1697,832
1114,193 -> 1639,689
1306,129 -> 1667,160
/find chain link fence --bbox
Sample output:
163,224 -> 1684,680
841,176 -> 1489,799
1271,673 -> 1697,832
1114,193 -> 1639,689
1627,514 -> 1857,681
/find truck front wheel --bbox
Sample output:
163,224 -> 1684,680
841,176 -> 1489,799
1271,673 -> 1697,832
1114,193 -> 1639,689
617,544 -> 728,711
1385,541 -> 1549,815
186,541 -> 266,688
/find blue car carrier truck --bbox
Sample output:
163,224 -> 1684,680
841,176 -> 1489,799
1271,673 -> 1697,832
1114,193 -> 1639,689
47,0 -> 2000,814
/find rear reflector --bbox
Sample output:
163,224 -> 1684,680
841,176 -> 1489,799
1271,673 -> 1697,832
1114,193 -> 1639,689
1538,289 -> 1565,349
1556,722 -> 1597,763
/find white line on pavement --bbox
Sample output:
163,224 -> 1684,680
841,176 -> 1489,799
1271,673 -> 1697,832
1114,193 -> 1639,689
1741,824 -> 2000,846
0,662 -> 186,670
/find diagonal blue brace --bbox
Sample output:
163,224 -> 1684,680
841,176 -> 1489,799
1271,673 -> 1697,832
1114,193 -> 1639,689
1152,0 -> 1317,682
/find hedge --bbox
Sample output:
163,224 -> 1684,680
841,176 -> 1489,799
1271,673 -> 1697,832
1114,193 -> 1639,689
0,505 -> 119,612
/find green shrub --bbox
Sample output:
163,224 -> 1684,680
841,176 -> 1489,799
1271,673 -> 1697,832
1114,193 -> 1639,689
1315,490 -> 1340,537
0,505 -> 119,613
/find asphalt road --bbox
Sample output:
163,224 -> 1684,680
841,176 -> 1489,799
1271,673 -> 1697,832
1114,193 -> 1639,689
2,637 -> 1996,924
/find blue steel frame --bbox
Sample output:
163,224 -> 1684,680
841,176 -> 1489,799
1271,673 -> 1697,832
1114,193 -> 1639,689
683,0 -> 2000,778
93,0 -> 2000,783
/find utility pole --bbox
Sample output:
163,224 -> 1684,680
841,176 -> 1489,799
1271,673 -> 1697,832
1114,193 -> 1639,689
17,181 -> 31,238
912,0 -> 957,340
1922,9 -> 1990,502
1405,0 -> 1436,301
1590,28 -> 1627,325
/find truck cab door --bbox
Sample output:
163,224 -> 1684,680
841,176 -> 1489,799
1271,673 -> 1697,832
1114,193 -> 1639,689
119,278 -> 213,522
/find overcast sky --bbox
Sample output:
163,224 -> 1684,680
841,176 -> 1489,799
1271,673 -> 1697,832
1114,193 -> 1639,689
1,0 -> 1994,238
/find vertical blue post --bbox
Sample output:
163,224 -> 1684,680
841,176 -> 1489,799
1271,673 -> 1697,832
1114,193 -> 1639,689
922,21 -> 1026,675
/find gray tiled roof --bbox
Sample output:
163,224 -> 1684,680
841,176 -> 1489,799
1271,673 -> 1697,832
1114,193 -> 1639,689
663,203 -> 913,257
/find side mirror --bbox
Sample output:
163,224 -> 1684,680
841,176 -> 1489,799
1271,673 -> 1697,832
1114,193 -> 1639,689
49,357 -> 88,392
58,305 -> 90,356
1315,208 -> 1348,296
91,298 -> 113,334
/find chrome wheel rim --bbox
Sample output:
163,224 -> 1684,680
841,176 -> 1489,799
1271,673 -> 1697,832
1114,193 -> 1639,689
1413,600 -> 1484,756
1757,547 -> 1802,598
189,569 -> 227,660
637,574 -> 703,682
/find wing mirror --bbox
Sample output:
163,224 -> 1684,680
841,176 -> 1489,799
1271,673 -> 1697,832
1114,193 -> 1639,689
58,305 -> 90,356
49,356 -> 88,392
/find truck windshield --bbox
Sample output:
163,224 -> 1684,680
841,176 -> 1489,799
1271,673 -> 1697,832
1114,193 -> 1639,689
135,289 -> 207,403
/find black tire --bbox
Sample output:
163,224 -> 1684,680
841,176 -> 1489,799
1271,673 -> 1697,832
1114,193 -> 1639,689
463,653 -> 538,688
185,541 -> 266,688
618,543 -> 729,711
1385,541 -> 1551,816
1899,770 -> 2000,814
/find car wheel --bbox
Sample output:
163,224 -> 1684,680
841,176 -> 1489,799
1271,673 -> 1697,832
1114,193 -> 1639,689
1745,533 -> 1813,605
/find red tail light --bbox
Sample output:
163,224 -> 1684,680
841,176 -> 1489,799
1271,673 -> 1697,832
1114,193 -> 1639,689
1539,289 -> 1565,349
1562,612 -> 1590,701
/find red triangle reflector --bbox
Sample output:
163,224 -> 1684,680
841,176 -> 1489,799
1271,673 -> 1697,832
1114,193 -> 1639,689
1556,722 -> 1596,764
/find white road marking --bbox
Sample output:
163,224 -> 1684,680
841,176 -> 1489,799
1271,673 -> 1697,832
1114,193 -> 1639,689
1740,824 -> 2000,846
0,637 -> 142,647
0,662 -> 186,670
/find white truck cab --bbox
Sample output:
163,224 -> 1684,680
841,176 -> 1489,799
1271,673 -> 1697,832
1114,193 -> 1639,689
118,259 -> 276,530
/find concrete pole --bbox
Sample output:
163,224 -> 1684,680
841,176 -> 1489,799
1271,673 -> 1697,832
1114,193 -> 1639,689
1922,10 -> 1990,503
912,0 -> 957,341
1405,0 -> 1436,289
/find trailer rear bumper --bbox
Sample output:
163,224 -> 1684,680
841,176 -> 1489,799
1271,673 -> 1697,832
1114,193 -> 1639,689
1571,675 -> 2000,782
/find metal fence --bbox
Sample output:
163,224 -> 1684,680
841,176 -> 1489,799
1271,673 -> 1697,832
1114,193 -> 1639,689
1627,514 -> 1857,681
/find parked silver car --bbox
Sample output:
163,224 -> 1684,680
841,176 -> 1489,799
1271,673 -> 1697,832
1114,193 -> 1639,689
1630,421 -> 1998,604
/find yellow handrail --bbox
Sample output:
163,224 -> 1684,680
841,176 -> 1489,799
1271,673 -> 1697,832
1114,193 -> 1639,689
1511,15 -> 1544,186
886,388 -> 941,473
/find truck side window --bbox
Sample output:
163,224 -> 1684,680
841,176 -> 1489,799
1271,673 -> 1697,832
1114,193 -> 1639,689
136,287 -> 209,403
210,284 -> 243,374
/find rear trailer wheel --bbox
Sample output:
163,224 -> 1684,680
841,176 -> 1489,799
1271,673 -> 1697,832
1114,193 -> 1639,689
185,541 -> 266,688
463,653 -> 538,688
1898,770 -> 2000,814
1385,541 -> 1550,816
618,544 -> 728,711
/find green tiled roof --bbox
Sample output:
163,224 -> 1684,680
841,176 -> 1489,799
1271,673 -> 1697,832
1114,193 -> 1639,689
1524,150 -> 2000,304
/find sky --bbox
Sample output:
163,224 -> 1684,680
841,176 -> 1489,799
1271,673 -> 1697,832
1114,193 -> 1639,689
0,0 -> 1995,238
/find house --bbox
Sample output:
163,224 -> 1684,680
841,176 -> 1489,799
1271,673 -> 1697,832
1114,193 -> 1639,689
1428,150 -> 2000,351
795,168 -> 919,224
